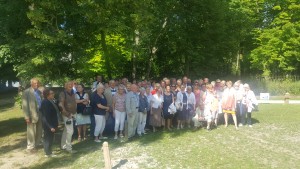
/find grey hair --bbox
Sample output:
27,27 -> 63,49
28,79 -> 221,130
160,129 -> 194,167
187,86 -> 192,90
96,83 -> 105,90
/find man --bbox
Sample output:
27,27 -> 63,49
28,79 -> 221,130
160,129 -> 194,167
92,75 -> 103,92
22,78 -> 43,153
59,81 -> 77,153
125,84 -> 139,139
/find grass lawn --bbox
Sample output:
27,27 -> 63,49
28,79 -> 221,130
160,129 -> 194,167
1,102 -> 300,169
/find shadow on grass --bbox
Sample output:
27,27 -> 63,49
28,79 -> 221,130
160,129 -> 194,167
0,102 -> 16,112
112,159 -> 128,169
0,136 -> 27,154
0,117 -> 26,138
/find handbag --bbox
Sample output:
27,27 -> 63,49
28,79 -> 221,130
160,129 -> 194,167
168,103 -> 177,114
82,105 -> 92,115
175,102 -> 183,111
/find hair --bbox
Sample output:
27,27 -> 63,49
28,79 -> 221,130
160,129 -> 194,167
226,81 -> 233,86
30,78 -> 39,84
187,86 -> 192,90
96,83 -> 105,90
43,88 -> 51,98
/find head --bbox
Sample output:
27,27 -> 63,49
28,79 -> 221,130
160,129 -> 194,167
64,81 -> 73,91
139,87 -> 146,95
156,87 -> 162,95
226,81 -> 233,88
155,83 -> 161,90
180,85 -> 186,92
131,84 -> 138,93
43,89 -> 55,100
165,78 -> 170,86
122,78 -> 128,85
171,84 -> 176,91
146,86 -> 151,94
118,85 -> 125,95
30,78 -> 39,90
177,79 -> 182,86
160,81 -> 166,88
96,75 -> 102,82
126,83 -> 132,92
244,83 -> 250,91
96,83 -> 105,94
182,76 -> 188,84
206,84 -> 214,93
109,80 -> 116,88
77,84 -> 85,93
215,79 -> 221,87
211,81 -> 216,87
204,78 -> 209,84
165,85 -> 171,93
187,86 -> 192,93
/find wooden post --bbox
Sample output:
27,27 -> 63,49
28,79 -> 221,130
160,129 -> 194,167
284,92 -> 290,104
102,141 -> 112,169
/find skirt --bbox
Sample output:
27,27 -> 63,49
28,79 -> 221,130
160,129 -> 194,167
76,113 -> 91,125
150,107 -> 162,127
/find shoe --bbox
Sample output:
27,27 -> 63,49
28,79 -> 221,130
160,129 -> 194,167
249,125 -> 253,128
45,154 -> 57,158
180,124 -> 184,129
94,139 -> 101,143
66,150 -> 77,154
99,136 -> 108,140
119,134 -> 124,138
114,135 -> 118,140
236,127 -> 239,130
143,132 -> 147,135
138,134 -> 142,137
239,123 -> 243,127
177,126 -> 180,130
78,137 -> 82,142
50,154 -> 57,157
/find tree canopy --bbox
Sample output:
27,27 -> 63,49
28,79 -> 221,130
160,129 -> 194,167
0,0 -> 299,85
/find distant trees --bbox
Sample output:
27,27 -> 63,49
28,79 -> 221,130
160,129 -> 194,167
0,0 -> 299,84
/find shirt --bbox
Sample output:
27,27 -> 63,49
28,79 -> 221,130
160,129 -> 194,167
151,94 -> 164,109
113,93 -> 126,112
34,89 -> 42,109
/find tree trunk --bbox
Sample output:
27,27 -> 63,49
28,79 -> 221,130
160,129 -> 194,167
100,30 -> 111,79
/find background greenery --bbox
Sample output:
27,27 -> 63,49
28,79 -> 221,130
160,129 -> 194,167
1,0 -> 300,86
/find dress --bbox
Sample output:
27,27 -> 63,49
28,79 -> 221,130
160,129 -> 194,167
178,93 -> 188,121
163,93 -> 173,119
150,94 -> 164,127
75,92 -> 91,125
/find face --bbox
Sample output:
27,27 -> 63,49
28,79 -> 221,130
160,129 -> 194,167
77,85 -> 83,92
97,87 -> 105,94
131,84 -> 138,93
166,86 -> 171,92
181,86 -> 185,92
66,82 -> 73,90
127,84 -> 131,91
96,76 -> 102,82
183,77 -> 188,84
187,88 -> 192,93
146,87 -> 150,94
177,80 -> 182,86
48,90 -> 55,99
118,87 -> 125,94
204,78 -> 209,84
31,80 -> 39,89
171,85 -> 176,91
110,81 -> 116,88
161,81 -> 165,88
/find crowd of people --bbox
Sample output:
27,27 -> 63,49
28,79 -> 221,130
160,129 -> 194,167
22,76 -> 258,157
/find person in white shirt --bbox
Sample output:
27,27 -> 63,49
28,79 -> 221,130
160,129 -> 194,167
242,83 -> 258,127
150,88 -> 164,132
186,86 -> 196,128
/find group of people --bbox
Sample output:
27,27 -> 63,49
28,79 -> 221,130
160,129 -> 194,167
22,76 -> 258,157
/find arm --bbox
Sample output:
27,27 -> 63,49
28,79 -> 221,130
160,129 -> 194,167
58,92 -> 71,118
112,95 -> 116,116
22,90 -> 31,123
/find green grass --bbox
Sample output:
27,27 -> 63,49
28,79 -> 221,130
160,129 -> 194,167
1,103 -> 300,169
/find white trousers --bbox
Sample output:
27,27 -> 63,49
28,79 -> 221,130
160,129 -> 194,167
114,110 -> 126,132
94,115 -> 106,137
61,116 -> 74,151
137,112 -> 147,135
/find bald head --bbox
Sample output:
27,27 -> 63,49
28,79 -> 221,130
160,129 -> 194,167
30,78 -> 39,89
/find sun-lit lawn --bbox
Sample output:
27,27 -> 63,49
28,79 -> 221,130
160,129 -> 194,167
1,102 -> 300,169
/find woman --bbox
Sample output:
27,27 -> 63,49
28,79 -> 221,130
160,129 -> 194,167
93,84 -> 110,142
243,83 -> 258,127
176,79 -> 182,92
193,84 -> 201,108
163,85 -> 174,130
112,85 -> 126,139
41,89 -> 59,157
186,86 -> 196,128
150,88 -> 164,132
222,81 -> 238,130
203,84 -> 218,130
75,84 -> 90,141
176,85 -> 188,129
137,87 -> 149,136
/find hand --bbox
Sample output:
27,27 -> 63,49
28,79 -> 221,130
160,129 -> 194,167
25,119 -> 31,124
50,128 -> 55,132
106,107 -> 110,111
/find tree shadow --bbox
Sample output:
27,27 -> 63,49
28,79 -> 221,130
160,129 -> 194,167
0,136 -> 27,154
112,159 -> 128,169
0,117 -> 26,138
